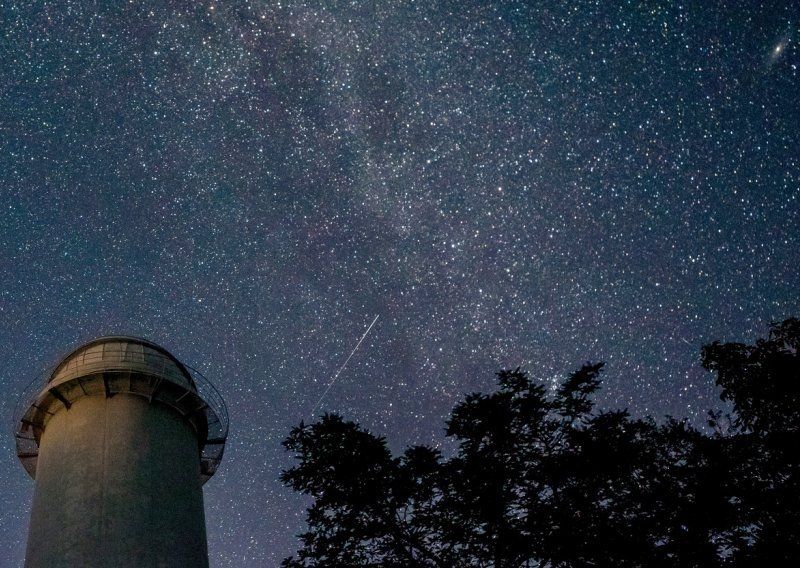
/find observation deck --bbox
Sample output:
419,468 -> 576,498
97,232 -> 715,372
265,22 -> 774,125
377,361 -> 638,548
14,336 -> 228,484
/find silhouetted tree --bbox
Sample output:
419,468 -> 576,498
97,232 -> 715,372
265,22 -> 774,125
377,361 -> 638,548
282,318 -> 799,567
702,317 -> 800,564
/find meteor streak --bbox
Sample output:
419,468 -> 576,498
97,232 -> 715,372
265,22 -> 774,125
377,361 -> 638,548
310,314 -> 379,416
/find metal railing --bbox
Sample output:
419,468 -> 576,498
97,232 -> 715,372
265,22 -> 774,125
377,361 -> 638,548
12,349 -> 229,484
186,364 -> 230,481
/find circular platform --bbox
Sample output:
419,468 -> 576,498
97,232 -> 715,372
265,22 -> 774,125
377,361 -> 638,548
14,336 -> 228,484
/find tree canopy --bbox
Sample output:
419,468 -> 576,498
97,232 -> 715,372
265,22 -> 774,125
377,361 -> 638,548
282,318 -> 800,567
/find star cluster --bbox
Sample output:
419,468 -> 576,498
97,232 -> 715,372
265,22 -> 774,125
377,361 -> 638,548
1,1 -> 798,565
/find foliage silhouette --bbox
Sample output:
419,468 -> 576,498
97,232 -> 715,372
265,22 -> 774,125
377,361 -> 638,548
282,318 -> 799,567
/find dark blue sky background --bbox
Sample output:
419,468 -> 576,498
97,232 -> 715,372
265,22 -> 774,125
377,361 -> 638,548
1,1 -> 798,565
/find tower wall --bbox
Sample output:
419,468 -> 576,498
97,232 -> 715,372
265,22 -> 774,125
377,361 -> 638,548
25,393 -> 209,568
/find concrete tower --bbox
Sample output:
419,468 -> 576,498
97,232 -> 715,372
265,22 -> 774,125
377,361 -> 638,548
14,337 -> 228,568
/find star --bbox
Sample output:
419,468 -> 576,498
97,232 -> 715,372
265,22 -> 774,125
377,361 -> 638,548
0,2 -> 797,566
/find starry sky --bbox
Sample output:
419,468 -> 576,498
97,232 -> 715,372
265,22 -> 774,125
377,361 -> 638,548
0,1 -> 798,565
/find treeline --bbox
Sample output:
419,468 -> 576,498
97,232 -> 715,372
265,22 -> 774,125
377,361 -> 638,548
281,318 -> 800,567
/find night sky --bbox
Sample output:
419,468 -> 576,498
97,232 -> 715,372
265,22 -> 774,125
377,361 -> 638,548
1,1 -> 798,565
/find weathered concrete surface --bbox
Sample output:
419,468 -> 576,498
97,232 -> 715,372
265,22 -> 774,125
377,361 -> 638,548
25,393 -> 208,568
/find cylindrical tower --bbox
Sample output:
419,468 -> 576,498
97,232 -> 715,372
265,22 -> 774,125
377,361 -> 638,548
14,337 -> 228,568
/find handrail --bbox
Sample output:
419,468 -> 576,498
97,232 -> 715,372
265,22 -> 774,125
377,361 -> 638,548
12,344 -> 229,484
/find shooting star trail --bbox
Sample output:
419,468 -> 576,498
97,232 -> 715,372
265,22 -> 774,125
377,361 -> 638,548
310,314 -> 379,416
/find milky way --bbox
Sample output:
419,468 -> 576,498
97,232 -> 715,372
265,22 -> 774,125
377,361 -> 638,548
1,1 -> 798,565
